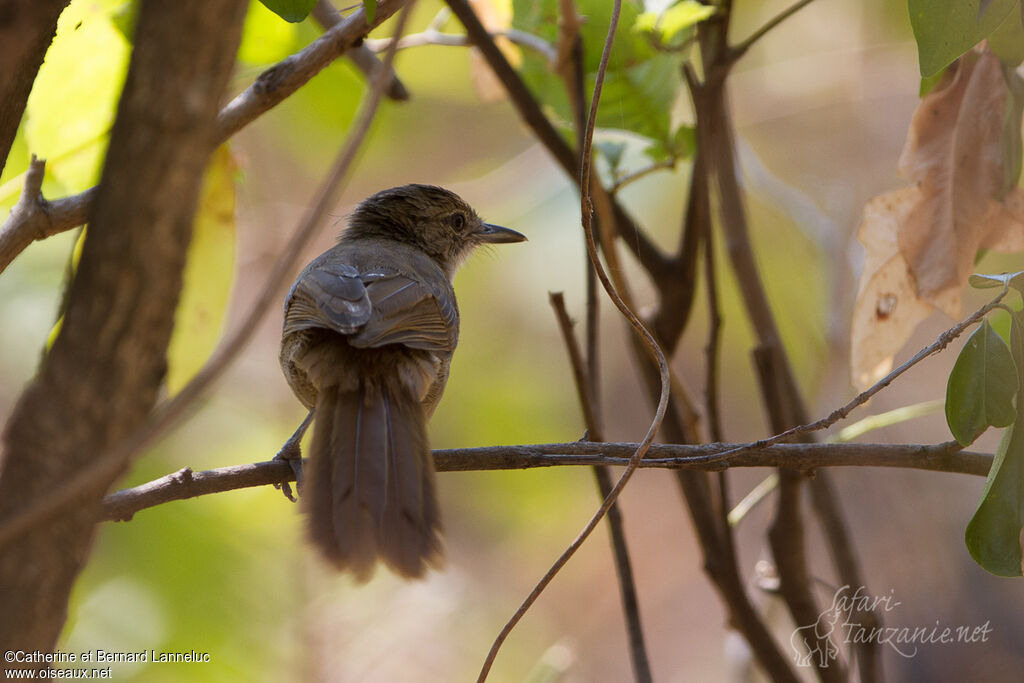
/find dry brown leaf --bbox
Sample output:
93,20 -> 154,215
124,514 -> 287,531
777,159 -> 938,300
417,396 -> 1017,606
852,189 -> 941,389
851,46 -> 1024,389
898,48 -> 1007,304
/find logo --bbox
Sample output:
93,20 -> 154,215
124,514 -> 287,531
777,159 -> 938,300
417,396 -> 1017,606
790,585 -> 993,667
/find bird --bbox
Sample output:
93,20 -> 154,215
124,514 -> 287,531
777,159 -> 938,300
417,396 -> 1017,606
278,184 -> 526,580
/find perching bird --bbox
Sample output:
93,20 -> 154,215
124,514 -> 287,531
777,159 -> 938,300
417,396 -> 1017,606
279,184 -> 526,580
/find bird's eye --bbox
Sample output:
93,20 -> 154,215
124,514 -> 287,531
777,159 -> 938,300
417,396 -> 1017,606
450,213 -> 466,231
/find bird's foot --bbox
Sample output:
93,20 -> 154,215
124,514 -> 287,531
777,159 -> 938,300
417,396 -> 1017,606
273,439 -> 304,503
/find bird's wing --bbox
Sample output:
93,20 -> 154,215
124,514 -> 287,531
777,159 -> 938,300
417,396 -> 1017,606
284,261 -> 457,354
349,270 -> 457,354
283,262 -> 372,336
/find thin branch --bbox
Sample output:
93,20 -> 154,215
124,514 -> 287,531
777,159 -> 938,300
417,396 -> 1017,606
731,0 -> 819,61
702,286 -> 1009,466
100,442 -> 993,522
0,0 -> 405,275
610,158 -> 677,193
549,293 -> 652,683
0,1 -> 416,554
312,0 -> 409,101
365,28 -> 558,63
478,2 -> 672,679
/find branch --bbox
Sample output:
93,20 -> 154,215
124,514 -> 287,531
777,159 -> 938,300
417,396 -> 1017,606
0,0 -> 405,275
549,293 -> 652,683
312,0 -> 409,101
704,287 -> 1009,466
365,28 -> 558,63
0,1 -> 415,555
100,442 -> 992,522
731,0 -> 819,61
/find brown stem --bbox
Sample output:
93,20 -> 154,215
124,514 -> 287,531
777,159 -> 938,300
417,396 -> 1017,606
99,442 -> 992,523
549,293 -> 652,683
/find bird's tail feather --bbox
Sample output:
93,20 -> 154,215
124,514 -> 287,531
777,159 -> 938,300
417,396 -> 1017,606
306,381 -> 441,580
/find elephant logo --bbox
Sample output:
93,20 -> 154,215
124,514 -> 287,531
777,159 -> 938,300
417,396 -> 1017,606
790,601 -> 845,667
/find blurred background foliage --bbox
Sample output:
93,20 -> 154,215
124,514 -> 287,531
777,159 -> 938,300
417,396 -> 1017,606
2,0 -> 1024,680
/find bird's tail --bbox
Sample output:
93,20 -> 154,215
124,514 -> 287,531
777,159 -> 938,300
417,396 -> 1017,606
305,380 -> 442,580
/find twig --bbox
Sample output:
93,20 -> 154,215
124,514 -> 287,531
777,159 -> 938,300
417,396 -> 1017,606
312,0 -> 409,101
700,286 -> 1009,466
0,1 -> 416,553
365,28 -> 558,63
549,293 -> 652,683
610,158 -> 677,193
731,0 -> 820,61
0,0 -> 405,275
100,442 -> 993,521
477,2 -> 671,680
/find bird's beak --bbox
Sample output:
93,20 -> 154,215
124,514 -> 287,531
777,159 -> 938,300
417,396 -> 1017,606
478,223 -> 527,244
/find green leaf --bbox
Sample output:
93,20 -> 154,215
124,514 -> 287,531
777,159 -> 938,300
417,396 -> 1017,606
945,319 -> 1019,445
257,0 -> 317,23
989,0 -> 1024,65
364,0 -> 376,23
238,0 -> 305,66
909,0 -> 1017,76
1001,64 -> 1024,194
634,0 -> 714,45
513,0 -> 678,149
24,1 -> 131,195
968,270 -> 1024,290
965,311 -> 1024,576
165,146 -> 238,395
672,124 -> 696,158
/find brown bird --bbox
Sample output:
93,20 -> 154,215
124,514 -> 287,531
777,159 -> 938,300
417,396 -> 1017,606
279,184 -> 526,580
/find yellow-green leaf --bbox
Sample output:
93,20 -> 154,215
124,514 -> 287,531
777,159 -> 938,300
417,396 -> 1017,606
24,0 -> 130,194
165,145 -> 238,395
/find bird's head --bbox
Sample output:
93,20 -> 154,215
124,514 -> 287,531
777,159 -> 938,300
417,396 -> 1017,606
345,184 -> 526,275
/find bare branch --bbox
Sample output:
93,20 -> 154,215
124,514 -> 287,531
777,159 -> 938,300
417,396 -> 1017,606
731,0 -> 819,61
704,286 -> 1009,466
549,293 -> 652,683
100,442 -> 992,522
366,28 -> 558,63
478,3 -> 670,680
312,0 -> 409,101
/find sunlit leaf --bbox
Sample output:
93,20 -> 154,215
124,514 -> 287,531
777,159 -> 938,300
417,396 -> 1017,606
239,0 -> 305,66
257,0 -> 317,23
945,319 -> 1018,445
965,312 -> 1024,576
24,0 -> 130,194
165,146 -> 238,395
909,0 -> 1017,76
634,0 -> 714,45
